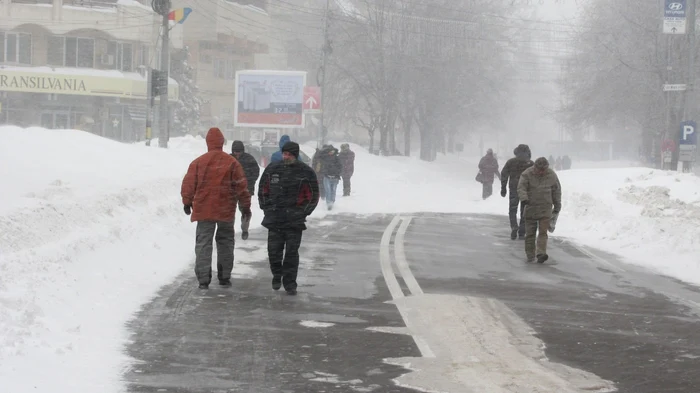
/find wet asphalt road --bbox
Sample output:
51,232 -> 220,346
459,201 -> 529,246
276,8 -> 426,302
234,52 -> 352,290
124,213 -> 700,393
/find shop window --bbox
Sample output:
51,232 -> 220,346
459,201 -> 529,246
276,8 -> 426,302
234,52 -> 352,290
0,32 -> 32,65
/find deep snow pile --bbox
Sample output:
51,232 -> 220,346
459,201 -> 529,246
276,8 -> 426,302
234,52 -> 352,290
0,127 -> 264,392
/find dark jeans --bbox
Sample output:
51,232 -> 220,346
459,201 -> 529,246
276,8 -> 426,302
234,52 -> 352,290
195,221 -> 235,285
267,228 -> 304,290
482,182 -> 493,199
342,175 -> 352,196
509,192 -> 526,236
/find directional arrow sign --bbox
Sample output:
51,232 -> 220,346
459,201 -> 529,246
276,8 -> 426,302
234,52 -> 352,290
303,86 -> 321,114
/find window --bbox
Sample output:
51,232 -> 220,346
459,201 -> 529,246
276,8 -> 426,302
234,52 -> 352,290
0,32 -> 32,64
47,36 -> 64,66
225,59 -> 234,80
56,36 -> 94,68
138,45 -> 150,67
214,58 -> 225,79
119,42 -> 132,72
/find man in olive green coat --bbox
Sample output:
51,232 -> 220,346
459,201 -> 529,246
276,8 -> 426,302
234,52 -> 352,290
517,157 -> 562,263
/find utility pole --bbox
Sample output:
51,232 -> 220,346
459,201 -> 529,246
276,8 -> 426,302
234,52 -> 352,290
317,0 -> 331,148
152,0 -> 171,148
683,0 -> 697,172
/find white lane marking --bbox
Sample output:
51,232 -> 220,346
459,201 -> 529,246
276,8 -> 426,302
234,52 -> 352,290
380,215 -> 405,300
566,240 -> 625,273
379,215 -> 435,358
394,217 -> 424,296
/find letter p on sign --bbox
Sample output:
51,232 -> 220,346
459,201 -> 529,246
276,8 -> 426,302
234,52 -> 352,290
680,121 -> 698,145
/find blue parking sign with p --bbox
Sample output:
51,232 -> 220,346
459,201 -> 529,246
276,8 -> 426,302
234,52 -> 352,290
680,121 -> 697,145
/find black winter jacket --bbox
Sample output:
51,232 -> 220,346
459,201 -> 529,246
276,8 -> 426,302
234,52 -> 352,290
319,148 -> 342,178
501,154 -> 534,193
232,152 -> 260,195
258,159 -> 320,230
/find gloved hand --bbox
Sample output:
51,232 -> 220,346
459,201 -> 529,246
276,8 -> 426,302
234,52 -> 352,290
184,205 -> 192,215
241,207 -> 252,221
552,209 -> 560,215
500,187 -> 507,198
521,200 -> 529,206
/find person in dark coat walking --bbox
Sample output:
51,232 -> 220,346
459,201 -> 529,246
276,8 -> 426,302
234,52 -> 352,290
477,148 -> 500,199
338,143 -> 355,196
231,140 -> 260,240
318,145 -> 342,210
500,144 -> 534,240
258,141 -> 320,295
231,141 -> 260,196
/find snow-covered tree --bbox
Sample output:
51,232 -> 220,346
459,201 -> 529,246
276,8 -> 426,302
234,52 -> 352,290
171,46 -> 202,136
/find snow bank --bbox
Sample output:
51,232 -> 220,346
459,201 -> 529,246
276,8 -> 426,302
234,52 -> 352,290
0,127 -> 263,392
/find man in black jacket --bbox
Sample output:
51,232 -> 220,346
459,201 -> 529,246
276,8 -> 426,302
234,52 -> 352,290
258,141 -> 320,295
500,144 -> 534,240
231,140 -> 260,240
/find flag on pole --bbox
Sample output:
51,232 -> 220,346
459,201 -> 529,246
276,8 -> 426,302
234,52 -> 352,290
168,7 -> 192,24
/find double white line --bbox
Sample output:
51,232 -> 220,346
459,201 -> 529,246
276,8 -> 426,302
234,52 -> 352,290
380,215 -> 434,358
380,215 -> 424,300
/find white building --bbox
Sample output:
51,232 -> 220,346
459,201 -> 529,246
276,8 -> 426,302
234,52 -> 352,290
0,0 -> 182,141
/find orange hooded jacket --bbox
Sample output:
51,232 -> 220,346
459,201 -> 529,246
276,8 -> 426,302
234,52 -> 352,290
181,127 -> 252,222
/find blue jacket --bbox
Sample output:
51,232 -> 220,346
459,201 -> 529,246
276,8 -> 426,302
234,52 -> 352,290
270,134 -> 291,164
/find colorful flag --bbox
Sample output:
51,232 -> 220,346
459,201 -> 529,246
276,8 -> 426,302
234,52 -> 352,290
168,7 -> 192,24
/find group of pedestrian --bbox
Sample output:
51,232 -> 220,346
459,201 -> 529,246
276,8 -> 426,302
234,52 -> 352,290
312,143 -> 355,210
477,143 -> 562,264
180,129 -> 357,295
548,155 -> 572,171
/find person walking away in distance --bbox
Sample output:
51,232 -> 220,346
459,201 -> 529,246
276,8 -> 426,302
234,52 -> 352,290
231,140 -> 260,240
478,148 -> 500,199
270,134 -> 291,164
181,127 -> 252,290
500,144 -> 534,240
312,146 -> 327,200
339,143 -> 355,196
258,141 -> 320,295
319,145 -> 343,210
517,157 -> 562,264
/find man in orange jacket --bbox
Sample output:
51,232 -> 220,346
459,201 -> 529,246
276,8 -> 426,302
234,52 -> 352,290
181,127 -> 252,289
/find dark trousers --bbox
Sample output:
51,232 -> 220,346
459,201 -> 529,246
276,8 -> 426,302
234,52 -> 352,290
267,228 -> 304,290
509,193 -> 526,236
482,182 -> 493,199
195,221 -> 235,285
342,175 -> 352,196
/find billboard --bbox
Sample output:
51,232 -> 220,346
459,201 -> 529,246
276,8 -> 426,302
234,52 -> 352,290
234,70 -> 307,128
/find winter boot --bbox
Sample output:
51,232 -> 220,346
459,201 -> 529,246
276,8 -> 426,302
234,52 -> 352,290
219,279 -> 232,287
241,231 -> 249,240
537,254 -> 549,264
286,288 -> 298,296
511,228 -> 518,240
272,276 -> 282,291
198,283 -> 209,289
526,256 -> 536,263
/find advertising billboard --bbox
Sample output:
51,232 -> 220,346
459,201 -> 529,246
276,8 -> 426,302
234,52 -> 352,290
234,70 -> 306,128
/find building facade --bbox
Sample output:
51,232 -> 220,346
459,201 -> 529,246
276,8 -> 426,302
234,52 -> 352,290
0,0 -> 182,142
172,0 -> 284,140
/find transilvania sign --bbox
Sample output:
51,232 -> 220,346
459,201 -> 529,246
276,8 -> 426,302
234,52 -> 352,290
0,67 -> 178,101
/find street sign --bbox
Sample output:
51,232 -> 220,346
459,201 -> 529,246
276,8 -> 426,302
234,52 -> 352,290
663,150 -> 673,163
663,0 -> 687,34
303,86 -> 321,114
664,83 -> 687,91
662,139 -> 676,152
234,70 -> 307,129
679,145 -> 697,161
680,120 -> 697,145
